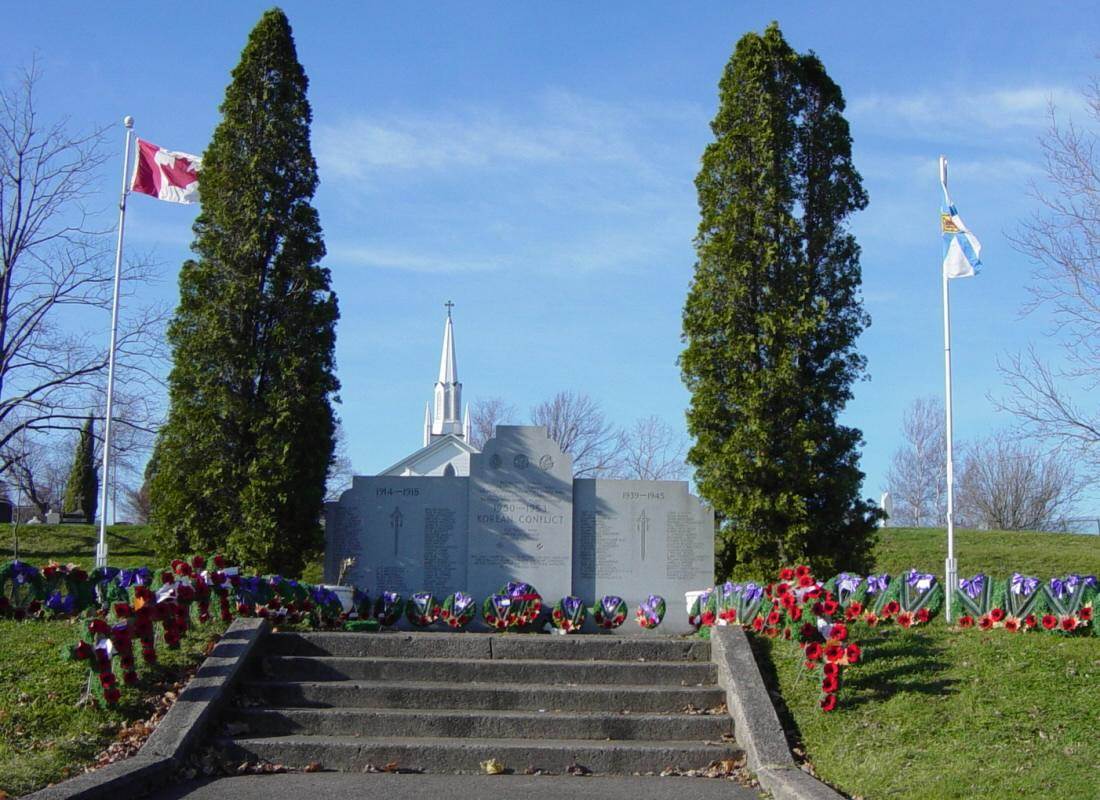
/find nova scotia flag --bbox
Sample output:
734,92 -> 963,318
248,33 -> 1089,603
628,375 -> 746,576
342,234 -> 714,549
939,157 -> 982,278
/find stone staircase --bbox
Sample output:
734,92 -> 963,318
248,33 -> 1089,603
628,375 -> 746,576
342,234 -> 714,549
217,631 -> 740,776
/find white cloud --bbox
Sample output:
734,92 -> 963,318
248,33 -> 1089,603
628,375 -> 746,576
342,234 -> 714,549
849,85 -> 1085,139
327,245 -> 504,274
313,88 -> 679,180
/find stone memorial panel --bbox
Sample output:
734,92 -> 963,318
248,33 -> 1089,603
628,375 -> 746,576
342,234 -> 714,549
573,479 -> 713,633
325,475 -> 468,597
466,426 -> 574,601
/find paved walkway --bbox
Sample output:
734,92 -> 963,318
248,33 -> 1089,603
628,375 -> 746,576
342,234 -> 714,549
161,772 -> 763,799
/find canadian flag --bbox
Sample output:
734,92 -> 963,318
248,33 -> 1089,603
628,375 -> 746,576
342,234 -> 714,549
131,138 -> 201,204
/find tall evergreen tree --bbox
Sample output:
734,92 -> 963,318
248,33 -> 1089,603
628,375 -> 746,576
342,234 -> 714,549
150,9 -> 339,576
62,414 -> 98,523
681,23 -> 880,579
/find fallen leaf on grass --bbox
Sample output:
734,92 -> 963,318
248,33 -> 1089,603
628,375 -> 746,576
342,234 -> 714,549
303,762 -> 322,773
566,761 -> 591,776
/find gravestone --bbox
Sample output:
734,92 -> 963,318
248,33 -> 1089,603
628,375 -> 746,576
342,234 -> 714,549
325,425 -> 713,632
466,426 -> 573,602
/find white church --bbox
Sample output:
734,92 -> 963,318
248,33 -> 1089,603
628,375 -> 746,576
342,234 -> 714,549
378,303 -> 479,478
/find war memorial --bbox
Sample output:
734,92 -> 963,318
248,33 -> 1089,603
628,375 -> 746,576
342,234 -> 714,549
324,309 -> 714,632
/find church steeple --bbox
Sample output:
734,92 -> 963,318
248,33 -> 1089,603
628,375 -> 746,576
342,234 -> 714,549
427,301 -> 465,441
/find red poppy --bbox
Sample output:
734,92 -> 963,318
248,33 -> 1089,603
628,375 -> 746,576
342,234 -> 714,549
796,565 -> 811,578
160,571 -> 174,585
752,616 -> 764,631
824,644 -> 843,663
74,641 -> 93,660
805,642 -> 823,661
822,600 -> 839,616
780,568 -> 795,581
915,608 -> 930,623
1079,606 -> 1092,622
978,614 -> 993,630
798,574 -> 814,588
822,661 -> 839,678
822,674 -> 839,693
958,615 -> 974,628
1023,614 -> 1037,628
990,608 -> 1005,623
191,555 -> 206,569
776,582 -> 790,596
98,671 -> 116,688
783,627 -> 792,640
552,610 -> 562,619
883,601 -> 900,616
812,602 -> 824,616
701,611 -> 716,626
485,614 -> 496,624
820,693 -> 837,712
864,612 -> 879,626
88,619 -> 109,635
1061,616 -> 1078,632
804,660 -> 818,670
720,608 -> 737,622
897,612 -> 913,629
1004,618 -> 1019,633
845,643 -> 861,664
1041,614 -> 1057,630
104,687 -> 122,704
789,606 -> 802,622
766,610 -> 781,626
829,623 -> 848,642
123,670 -> 139,686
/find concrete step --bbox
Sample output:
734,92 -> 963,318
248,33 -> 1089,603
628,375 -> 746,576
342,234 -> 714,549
239,680 -> 727,713
217,734 -> 741,775
227,707 -> 733,741
263,631 -> 710,662
256,655 -> 717,685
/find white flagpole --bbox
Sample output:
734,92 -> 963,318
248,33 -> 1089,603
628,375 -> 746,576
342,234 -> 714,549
939,154 -> 957,622
96,116 -> 135,569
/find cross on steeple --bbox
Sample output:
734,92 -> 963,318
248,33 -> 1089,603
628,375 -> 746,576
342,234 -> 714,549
444,300 -> 454,318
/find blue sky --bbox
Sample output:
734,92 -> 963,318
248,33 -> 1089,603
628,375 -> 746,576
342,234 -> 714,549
5,3 -> 1099,512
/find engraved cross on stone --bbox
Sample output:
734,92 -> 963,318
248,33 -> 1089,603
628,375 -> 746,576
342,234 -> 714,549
637,510 -> 650,561
389,506 -> 404,556
445,300 -> 454,318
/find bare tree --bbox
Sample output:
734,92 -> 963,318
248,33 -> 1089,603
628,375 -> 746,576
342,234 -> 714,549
884,396 -> 947,526
121,481 -> 150,523
468,396 -> 517,449
618,414 -> 688,480
956,430 -> 1084,531
530,391 -> 623,478
997,78 -> 1100,476
3,427 -> 68,517
0,63 -> 164,477
325,422 -> 356,503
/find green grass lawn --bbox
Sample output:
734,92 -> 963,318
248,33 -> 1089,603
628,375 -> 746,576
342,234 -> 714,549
756,526 -> 1100,800
0,524 -> 228,797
